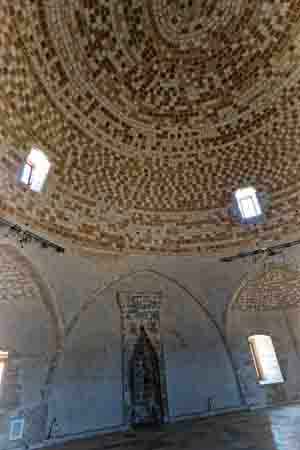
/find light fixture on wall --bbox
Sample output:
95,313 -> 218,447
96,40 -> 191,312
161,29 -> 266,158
0,217 -> 64,253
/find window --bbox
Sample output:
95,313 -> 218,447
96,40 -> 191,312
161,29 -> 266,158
20,148 -> 50,192
235,187 -> 262,219
9,418 -> 24,441
248,335 -> 284,385
21,161 -> 34,187
0,351 -> 8,385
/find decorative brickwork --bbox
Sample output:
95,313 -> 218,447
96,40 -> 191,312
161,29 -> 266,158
2,2 -> 300,253
0,246 -> 43,310
235,264 -> 300,311
117,292 -> 169,426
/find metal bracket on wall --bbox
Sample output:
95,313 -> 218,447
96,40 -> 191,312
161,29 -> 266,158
0,217 -> 65,253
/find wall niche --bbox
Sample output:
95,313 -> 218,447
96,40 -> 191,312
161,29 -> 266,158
117,292 -> 169,427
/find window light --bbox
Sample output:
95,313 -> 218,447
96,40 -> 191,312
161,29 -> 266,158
0,351 -> 8,385
9,418 -> 25,441
0,362 -> 5,385
235,187 -> 262,219
20,148 -> 50,192
248,335 -> 284,385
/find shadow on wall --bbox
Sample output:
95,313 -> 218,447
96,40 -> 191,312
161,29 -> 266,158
49,270 -> 241,439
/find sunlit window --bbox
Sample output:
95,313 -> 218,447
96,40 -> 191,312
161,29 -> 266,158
20,148 -> 50,192
248,335 -> 284,385
0,351 -> 8,385
9,418 -> 24,441
235,187 -> 262,219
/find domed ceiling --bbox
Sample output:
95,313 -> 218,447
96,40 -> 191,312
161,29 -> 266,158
1,1 -> 300,254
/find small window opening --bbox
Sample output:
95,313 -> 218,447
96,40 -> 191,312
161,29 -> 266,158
21,161 -> 33,186
248,335 -> 284,385
235,187 -> 262,219
20,148 -> 50,192
9,418 -> 24,441
0,351 -> 8,385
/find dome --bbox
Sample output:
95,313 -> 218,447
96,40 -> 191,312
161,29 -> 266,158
1,1 -> 300,254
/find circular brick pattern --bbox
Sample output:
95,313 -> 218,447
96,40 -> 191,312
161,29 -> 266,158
1,1 -> 300,254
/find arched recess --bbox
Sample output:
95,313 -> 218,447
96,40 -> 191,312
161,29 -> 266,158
224,254 -> 269,338
66,268 -> 242,400
51,269 -> 242,438
225,258 -> 300,408
11,245 -> 65,391
0,243 -> 61,360
0,244 -> 62,446
0,243 -> 64,344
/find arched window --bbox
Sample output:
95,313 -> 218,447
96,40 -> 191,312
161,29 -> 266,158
20,148 -> 50,192
248,335 -> 284,385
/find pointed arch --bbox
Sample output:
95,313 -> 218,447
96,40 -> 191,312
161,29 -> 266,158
65,268 -> 245,405
129,326 -> 163,425
0,244 -> 64,347
0,243 -> 65,393
224,254 -> 269,339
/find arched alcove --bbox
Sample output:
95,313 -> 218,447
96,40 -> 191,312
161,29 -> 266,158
129,326 -> 164,426
52,269 -> 240,438
226,261 -> 300,408
0,244 -> 59,447
0,244 -> 57,362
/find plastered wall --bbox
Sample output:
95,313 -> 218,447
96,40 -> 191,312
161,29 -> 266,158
0,243 -> 299,446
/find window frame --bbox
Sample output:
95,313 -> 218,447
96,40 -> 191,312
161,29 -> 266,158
239,195 -> 259,219
235,187 -> 262,221
0,351 -> 8,387
248,335 -> 284,386
19,148 -> 51,193
9,417 -> 25,441
20,161 -> 34,187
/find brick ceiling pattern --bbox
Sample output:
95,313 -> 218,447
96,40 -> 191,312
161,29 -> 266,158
1,1 -> 300,254
235,264 -> 300,311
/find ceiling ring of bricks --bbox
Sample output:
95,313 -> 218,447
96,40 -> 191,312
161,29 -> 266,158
1,1 -> 300,255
